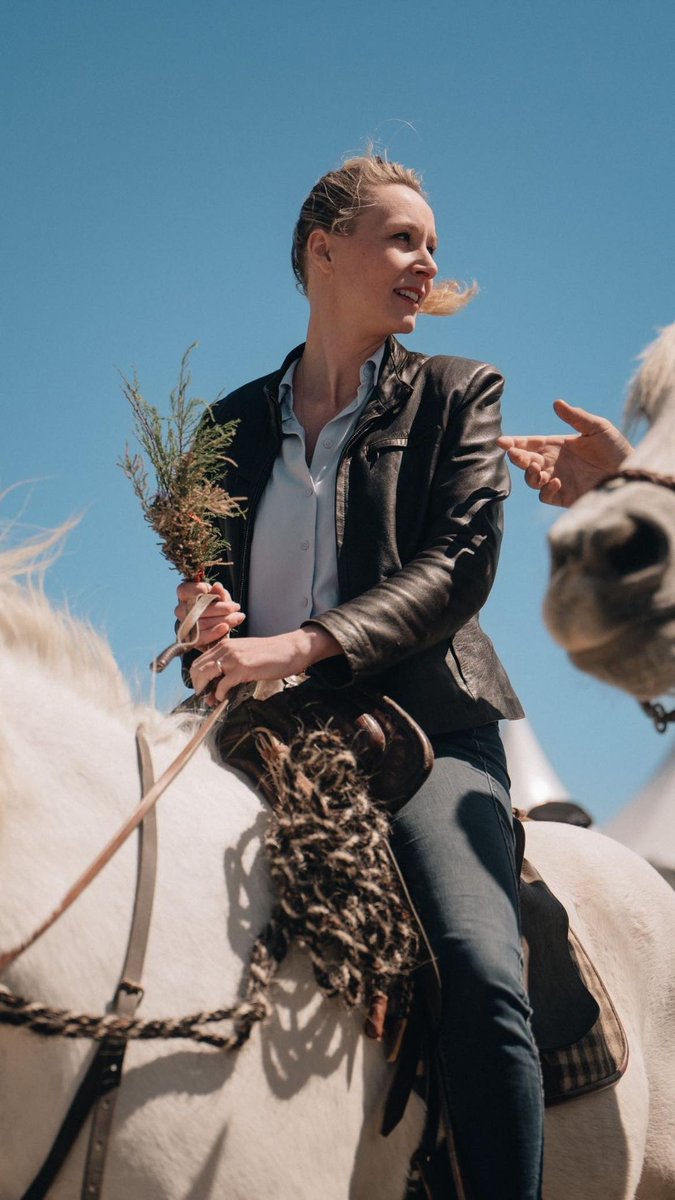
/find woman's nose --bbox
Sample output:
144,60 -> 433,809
415,250 -> 438,278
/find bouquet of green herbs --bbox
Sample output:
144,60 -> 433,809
120,345 -> 242,582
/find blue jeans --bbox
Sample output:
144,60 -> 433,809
390,724 -> 544,1200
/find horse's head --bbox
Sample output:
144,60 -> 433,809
544,323 -> 675,700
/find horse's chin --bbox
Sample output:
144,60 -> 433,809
565,617 -> 675,699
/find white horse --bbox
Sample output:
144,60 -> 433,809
545,323 -> 675,701
2,540 -> 675,1200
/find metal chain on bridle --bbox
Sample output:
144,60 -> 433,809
597,466 -> 675,733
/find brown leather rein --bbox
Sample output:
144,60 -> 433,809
597,466 -> 675,733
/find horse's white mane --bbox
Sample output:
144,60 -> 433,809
0,525 -> 133,716
625,322 -> 675,426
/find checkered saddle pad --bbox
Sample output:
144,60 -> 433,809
518,849 -> 628,1105
538,925 -> 627,1105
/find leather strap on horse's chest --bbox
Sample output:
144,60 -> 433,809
20,728 -> 158,1200
80,730 -> 158,1199
20,1040 -> 129,1200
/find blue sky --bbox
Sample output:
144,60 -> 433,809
2,0 -> 674,823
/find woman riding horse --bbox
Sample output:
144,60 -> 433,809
175,155 -> 543,1200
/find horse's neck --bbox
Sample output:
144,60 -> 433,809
0,655 -> 272,1014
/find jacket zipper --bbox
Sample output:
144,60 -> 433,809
333,388 -> 408,596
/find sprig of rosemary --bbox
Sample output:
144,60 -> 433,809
119,345 -> 243,580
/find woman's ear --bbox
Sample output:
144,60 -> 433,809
306,228 -> 334,277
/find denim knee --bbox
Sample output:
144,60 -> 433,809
436,935 -> 532,1046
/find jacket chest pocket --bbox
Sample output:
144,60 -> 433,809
344,434 -> 436,566
363,437 -> 409,466
359,433 -> 437,498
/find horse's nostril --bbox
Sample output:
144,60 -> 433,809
547,530 -> 578,576
590,516 -> 668,577
549,535 -> 579,575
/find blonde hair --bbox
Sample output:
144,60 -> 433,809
291,155 -> 477,317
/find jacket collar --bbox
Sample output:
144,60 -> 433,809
370,336 -> 420,412
263,336 -> 422,413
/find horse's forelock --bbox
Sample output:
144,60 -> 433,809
0,518 -> 76,587
625,323 -> 675,428
0,578 -> 133,713
0,525 -> 134,716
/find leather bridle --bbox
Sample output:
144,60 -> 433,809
598,466 -> 675,493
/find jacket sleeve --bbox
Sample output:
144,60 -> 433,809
306,364 -> 509,686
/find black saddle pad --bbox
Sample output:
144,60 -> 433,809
520,869 -> 600,1051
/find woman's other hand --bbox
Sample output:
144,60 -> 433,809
190,626 -> 341,704
175,580 -> 246,648
498,399 -> 632,508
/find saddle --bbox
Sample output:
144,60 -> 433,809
216,677 -> 435,811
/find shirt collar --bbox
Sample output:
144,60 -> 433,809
277,342 -> 386,413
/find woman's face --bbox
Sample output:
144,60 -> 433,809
317,183 -> 439,340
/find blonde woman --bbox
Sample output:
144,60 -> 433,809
176,157 -> 543,1199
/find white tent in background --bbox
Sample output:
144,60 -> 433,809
603,742 -> 675,888
501,717 -> 571,812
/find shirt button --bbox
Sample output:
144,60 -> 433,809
300,540 -> 310,551
302,596 -> 309,608
305,486 -> 313,497
323,438 -> 334,449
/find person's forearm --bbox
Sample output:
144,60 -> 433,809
293,625 -> 343,668
307,499 -> 503,685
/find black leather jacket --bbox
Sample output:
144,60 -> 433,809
203,335 -> 523,735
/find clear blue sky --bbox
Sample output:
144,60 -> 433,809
2,0 -> 674,823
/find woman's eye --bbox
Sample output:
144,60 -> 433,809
394,231 -> 411,243
427,245 -> 436,257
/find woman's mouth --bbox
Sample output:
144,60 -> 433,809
394,288 -> 422,306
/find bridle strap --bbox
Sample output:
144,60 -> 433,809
599,467 -> 675,492
20,727 -> 158,1200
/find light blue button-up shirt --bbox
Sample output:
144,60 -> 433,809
247,344 -> 386,637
